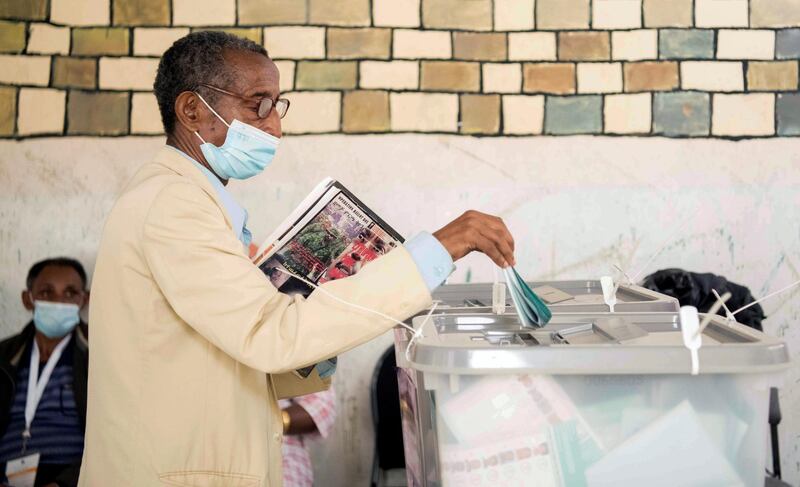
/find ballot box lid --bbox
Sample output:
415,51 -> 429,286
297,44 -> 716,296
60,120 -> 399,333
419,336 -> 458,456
432,281 -> 679,313
398,312 -> 791,375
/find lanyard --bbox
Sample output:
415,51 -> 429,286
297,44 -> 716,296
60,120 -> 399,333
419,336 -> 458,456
22,335 -> 71,452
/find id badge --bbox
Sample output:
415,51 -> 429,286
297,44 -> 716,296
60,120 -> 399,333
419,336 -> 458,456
5,452 -> 39,487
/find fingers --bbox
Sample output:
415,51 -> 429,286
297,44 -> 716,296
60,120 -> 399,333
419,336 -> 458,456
433,210 -> 517,267
488,229 -> 516,267
485,216 -> 516,264
481,227 -> 516,267
470,212 -> 516,267
472,232 -> 508,268
464,226 -> 512,269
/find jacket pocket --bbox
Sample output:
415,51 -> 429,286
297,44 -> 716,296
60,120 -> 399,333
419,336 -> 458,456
158,470 -> 261,487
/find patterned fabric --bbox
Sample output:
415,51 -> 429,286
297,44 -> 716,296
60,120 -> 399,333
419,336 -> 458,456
279,387 -> 337,487
0,340 -> 84,464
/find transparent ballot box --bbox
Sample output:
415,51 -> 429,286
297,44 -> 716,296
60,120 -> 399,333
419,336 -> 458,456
393,311 -> 790,487
432,281 -> 680,313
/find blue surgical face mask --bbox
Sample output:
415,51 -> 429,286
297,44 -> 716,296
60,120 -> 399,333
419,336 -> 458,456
32,300 -> 80,338
194,93 -> 280,180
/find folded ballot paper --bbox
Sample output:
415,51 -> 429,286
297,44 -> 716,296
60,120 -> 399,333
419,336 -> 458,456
504,267 -> 552,327
438,375 -> 603,487
440,374 -> 749,487
585,400 -> 745,487
440,434 -> 559,487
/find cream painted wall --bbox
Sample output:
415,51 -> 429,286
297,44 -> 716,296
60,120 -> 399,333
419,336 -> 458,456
0,135 -> 798,485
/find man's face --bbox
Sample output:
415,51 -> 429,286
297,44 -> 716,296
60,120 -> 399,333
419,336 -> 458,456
197,50 -> 283,147
22,265 -> 88,312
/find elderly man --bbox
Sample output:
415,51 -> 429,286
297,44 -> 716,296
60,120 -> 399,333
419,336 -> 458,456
80,32 -> 515,486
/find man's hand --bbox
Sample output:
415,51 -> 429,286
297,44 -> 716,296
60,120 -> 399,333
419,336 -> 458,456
433,210 -> 516,268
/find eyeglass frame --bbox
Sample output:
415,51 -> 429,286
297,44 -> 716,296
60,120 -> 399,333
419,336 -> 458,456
197,83 -> 290,119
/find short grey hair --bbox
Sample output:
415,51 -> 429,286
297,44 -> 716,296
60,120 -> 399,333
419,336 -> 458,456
153,31 -> 269,134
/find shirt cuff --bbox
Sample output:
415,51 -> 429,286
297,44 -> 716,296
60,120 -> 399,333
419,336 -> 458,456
404,232 -> 455,292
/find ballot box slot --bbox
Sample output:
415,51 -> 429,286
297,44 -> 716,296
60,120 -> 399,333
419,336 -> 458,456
473,331 -> 541,346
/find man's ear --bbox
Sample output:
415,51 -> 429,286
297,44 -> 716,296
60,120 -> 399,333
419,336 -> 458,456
21,290 -> 33,312
174,91 -> 204,132
81,291 -> 90,311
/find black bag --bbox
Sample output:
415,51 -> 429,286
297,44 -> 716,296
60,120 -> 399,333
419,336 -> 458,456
642,268 -> 765,330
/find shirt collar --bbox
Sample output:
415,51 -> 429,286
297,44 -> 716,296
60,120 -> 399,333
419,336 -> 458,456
166,146 -> 251,247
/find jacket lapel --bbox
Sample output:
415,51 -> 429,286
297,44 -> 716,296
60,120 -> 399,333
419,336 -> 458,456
151,146 -> 235,231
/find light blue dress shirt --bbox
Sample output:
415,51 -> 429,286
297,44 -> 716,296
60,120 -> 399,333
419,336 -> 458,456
404,231 -> 456,291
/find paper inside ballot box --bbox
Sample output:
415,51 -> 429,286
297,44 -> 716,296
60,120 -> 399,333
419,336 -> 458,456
272,366 -> 332,400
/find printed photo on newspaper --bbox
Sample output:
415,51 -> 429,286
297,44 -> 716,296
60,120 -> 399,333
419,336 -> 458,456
252,179 -> 404,379
254,179 -> 404,299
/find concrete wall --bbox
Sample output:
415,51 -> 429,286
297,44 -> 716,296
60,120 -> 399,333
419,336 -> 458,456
0,135 -> 798,485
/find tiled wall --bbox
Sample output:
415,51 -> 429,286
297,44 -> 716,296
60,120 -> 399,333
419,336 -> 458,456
1,0 -> 799,138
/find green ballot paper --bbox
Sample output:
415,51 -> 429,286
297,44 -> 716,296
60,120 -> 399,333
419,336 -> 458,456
504,267 -> 552,327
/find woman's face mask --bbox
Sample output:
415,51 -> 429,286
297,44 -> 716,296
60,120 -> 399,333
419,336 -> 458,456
194,93 -> 280,180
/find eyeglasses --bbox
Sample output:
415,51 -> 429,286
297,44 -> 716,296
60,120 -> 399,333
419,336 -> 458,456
199,83 -> 290,119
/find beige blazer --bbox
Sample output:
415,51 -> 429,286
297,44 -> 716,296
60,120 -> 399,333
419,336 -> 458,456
79,147 -> 432,486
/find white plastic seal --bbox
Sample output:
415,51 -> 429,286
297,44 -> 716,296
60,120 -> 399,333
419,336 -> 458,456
492,266 -> 507,315
600,275 -> 617,313
680,306 -> 702,376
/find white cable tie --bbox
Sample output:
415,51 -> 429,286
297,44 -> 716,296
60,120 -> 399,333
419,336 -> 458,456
405,301 -> 440,362
628,210 -> 699,285
272,267 -> 440,364
695,292 -> 732,339
612,264 -> 633,287
273,267 -> 418,336
730,279 -> 800,317
711,288 -> 736,324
